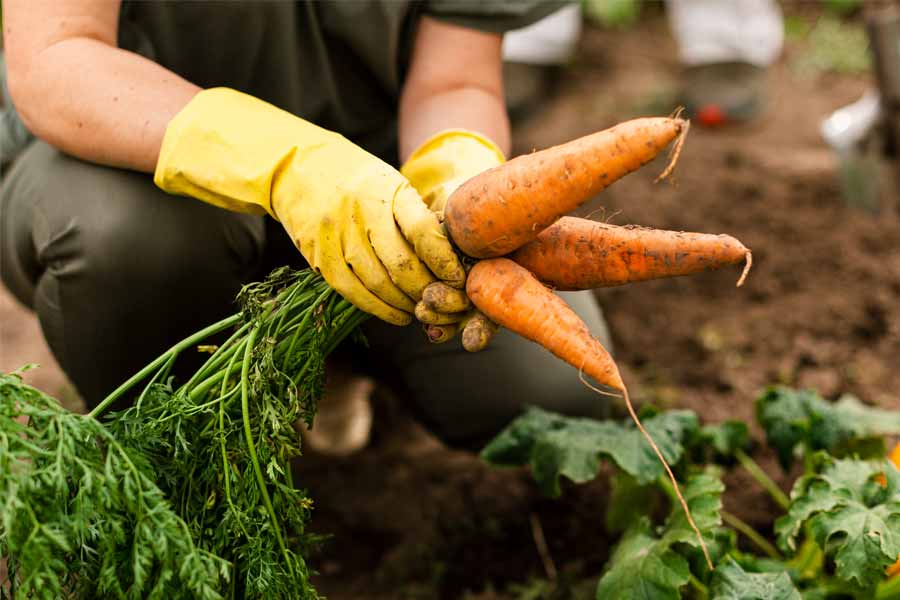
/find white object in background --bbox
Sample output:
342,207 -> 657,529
821,90 -> 883,151
666,0 -> 784,67
821,90 -> 885,213
503,4 -> 582,65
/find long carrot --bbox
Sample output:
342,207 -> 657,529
510,216 -> 752,290
466,258 -> 713,569
445,117 -> 689,258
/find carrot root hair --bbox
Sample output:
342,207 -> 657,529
736,251 -> 753,287
655,119 -> 690,183
578,373 -> 714,571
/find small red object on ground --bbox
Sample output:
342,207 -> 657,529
696,104 -> 727,127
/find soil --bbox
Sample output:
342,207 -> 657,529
2,10 -> 899,600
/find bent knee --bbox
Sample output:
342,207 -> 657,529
7,141 -> 265,286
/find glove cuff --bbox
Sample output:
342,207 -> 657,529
154,87 -> 339,218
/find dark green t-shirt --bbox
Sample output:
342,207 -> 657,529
118,0 -> 566,163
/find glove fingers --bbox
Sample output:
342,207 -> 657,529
392,186 -> 467,289
420,175 -> 468,215
422,281 -> 471,313
312,234 -> 412,326
461,311 -> 499,352
414,301 -> 467,325
423,322 -> 458,344
343,211 -> 417,313
362,195 -> 437,301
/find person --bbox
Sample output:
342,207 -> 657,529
0,1 -> 613,450
666,0 -> 784,126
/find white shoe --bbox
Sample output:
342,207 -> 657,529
300,368 -> 374,457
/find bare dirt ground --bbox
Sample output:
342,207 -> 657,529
2,10 -> 898,600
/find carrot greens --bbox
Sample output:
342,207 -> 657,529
1,268 -> 366,599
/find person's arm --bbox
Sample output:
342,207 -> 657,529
398,16 -> 511,162
2,0 -> 199,172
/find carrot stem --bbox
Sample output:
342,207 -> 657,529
734,448 -> 790,510
721,510 -> 781,560
90,313 -> 242,418
240,326 -> 292,574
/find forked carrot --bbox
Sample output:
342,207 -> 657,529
445,117 -> 689,258
466,258 -> 713,569
510,217 -> 752,290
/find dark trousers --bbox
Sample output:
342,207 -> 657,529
1,141 -> 613,444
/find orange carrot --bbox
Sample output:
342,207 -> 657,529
466,257 -> 712,569
510,217 -> 752,290
466,258 -> 624,390
445,117 -> 689,258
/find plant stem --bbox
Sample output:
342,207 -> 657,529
877,573 -> 900,600
734,448 -> 790,511
219,348 -> 249,541
183,321 -> 252,392
688,574 -> 708,599
90,314 -> 241,418
191,356 -> 244,400
239,326 -> 292,573
787,535 -> 823,580
135,354 -> 175,413
720,510 -> 781,560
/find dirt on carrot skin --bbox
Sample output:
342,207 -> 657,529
2,11 -> 899,600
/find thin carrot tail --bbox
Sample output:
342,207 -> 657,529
580,379 -> 714,571
655,119 -> 690,183
736,251 -> 753,287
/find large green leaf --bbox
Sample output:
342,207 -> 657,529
606,472 -> 658,534
687,421 -> 751,465
595,472 -> 724,599
594,519 -> 690,600
756,387 -> 900,470
775,456 -> 900,590
481,406 -> 698,496
710,557 -> 801,600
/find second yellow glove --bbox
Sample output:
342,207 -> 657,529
401,130 -> 505,348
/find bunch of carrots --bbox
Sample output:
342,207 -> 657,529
426,115 -> 752,568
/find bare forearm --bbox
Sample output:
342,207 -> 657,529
398,16 -> 511,162
399,86 -> 510,162
10,38 -> 199,172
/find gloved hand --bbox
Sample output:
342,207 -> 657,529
400,130 -> 505,349
154,88 -> 465,325
400,129 -> 505,218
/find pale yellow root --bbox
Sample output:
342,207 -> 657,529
736,251 -> 753,287
655,119 -> 690,183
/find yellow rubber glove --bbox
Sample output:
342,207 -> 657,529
400,129 -> 505,218
401,130 -> 505,348
155,88 -> 465,325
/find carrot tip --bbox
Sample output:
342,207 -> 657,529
577,368 -> 625,398
736,251 -> 753,287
